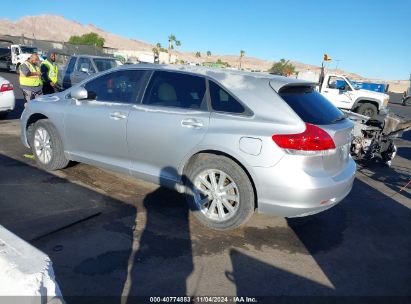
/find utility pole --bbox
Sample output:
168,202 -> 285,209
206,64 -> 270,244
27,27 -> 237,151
320,54 -> 332,92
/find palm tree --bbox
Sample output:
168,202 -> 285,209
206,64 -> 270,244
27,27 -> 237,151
168,34 -> 181,64
152,42 -> 163,63
239,50 -> 245,69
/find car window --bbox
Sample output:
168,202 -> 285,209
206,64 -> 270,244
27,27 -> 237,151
66,57 -> 77,73
93,58 -> 120,72
142,71 -> 207,110
76,58 -> 95,73
209,81 -> 245,114
279,86 -> 345,125
327,76 -> 349,90
84,70 -> 145,104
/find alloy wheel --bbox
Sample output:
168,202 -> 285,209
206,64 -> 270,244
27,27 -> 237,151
33,127 -> 52,164
193,169 -> 240,221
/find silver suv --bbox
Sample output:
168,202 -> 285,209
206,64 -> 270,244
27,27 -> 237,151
21,65 -> 356,230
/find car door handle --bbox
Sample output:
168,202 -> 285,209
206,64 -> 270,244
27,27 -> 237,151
323,90 -> 329,93
181,118 -> 203,128
110,112 -> 127,120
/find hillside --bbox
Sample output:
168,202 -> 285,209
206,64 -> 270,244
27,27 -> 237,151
0,15 -> 408,92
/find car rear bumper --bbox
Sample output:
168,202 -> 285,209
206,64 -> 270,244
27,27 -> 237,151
253,156 -> 356,217
0,91 -> 15,112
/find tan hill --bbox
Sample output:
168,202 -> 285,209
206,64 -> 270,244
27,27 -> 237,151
0,15 -> 407,92
0,15 -> 153,51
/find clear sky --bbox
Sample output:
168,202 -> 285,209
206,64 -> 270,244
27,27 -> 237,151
2,0 -> 410,80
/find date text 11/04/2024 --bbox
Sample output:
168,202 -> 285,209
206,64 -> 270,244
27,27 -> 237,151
149,296 -> 258,303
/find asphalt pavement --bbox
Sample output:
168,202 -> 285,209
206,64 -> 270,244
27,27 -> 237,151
0,71 -> 410,303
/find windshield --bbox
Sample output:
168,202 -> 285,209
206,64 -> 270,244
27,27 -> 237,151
92,58 -> 121,72
346,78 -> 360,90
20,46 -> 38,54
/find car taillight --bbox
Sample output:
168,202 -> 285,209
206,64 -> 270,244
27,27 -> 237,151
272,123 -> 336,155
0,83 -> 13,92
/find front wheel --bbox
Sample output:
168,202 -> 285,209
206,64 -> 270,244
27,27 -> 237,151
185,154 -> 255,230
29,119 -> 69,171
356,103 -> 378,118
403,97 -> 411,106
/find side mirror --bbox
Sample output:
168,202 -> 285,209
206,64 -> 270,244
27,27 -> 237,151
70,87 -> 88,101
339,85 -> 347,92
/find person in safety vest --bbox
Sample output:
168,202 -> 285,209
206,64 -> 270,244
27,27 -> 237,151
19,53 -> 42,104
41,52 -> 58,95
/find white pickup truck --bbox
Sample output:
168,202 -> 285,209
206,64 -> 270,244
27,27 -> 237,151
298,71 -> 390,117
0,44 -> 39,72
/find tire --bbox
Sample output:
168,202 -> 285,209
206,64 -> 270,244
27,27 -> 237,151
356,103 -> 378,118
185,153 -> 255,230
29,119 -> 69,171
403,97 -> 411,106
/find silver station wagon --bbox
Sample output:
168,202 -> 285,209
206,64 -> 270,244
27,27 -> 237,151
21,65 -> 356,230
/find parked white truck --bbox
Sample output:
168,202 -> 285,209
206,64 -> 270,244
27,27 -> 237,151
297,71 -> 389,117
0,44 -> 39,72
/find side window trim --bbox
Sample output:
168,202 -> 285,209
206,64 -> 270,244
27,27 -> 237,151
138,69 -> 155,105
206,78 -> 253,117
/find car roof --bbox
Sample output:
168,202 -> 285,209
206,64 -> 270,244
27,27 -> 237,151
71,55 -> 116,60
116,64 -> 314,91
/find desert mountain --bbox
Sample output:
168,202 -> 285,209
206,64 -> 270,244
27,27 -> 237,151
1,15 -> 407,91
0,15 -> 345,73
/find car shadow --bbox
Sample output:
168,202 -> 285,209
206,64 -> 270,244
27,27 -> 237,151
286,178 -> 411,296
0,153 -> 137,303
122,167 -> 194,300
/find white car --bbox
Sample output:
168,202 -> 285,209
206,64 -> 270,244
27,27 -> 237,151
0,76 -> 15,118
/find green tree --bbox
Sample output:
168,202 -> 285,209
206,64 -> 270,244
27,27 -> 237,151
206,50 -> 212,57
168,34 -> 181,64
268,59 -> 296,76
68,32 -> 105,48
195,51 -> 201,61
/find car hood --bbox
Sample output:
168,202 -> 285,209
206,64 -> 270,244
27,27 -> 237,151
356,89 -> 389,101
34,93 -> 62,103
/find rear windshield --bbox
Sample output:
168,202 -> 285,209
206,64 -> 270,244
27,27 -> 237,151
279,86 -> 345,125
92,58 -> 120,72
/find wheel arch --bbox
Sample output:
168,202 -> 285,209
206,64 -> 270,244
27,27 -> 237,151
25,113 -> 49,147
181,149 -> 259,209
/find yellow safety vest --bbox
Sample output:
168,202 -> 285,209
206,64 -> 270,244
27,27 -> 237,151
19,62 -> 42,87
41,59 -> 58,84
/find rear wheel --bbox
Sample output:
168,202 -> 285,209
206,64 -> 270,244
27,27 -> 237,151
185,154 -> 255,230
0,112 -> 8,119
29,119 -> 69,171
357,103 -> 377,118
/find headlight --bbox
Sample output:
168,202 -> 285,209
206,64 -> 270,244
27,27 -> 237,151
383,98 -> 389,106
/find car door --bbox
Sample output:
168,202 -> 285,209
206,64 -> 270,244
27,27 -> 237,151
64,69 -> 147,173
321,76 -> 354,109
127,70 -> 210,186
72,57 -> 96,86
